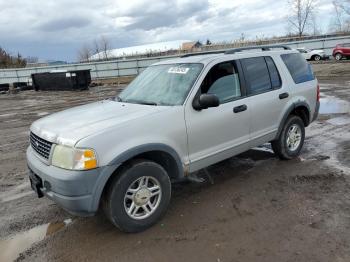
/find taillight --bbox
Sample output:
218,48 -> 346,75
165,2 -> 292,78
316,84 -> 320,102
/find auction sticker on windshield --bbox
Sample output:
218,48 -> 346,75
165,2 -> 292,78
168,67 -> 190,74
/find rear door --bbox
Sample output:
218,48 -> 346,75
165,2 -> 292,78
240,56 -> 289,146
343,43 -> 350,55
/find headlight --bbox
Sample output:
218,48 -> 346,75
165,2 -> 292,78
52,145 -> 98,170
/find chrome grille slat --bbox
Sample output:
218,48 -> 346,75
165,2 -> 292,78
30,132 -> 53,160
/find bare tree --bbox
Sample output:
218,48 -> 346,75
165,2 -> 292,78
77,36 -> 113,62
26,56 -> 39,64
0,47 -> 26,68
93,39 -> 101,60
337,0 -> 350,14
287,0 -> 318,37
333,1 -> 345,31
77,44 -> 92,62
99,35 -> 111,60
330,0 -> 350,32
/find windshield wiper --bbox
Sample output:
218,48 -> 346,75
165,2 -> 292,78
137,101 -> 158,106
123,99 -> 158,106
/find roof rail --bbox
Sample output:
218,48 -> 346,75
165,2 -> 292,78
225,45 -> 291,54
181,50 -> 225,58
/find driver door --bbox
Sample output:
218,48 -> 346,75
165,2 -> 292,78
185,60 -> 251,172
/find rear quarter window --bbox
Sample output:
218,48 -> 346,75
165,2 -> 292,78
281,53 -> 315,84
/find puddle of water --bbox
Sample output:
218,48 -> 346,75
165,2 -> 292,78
319,96 -> 350,114
327,116 -> 350,126
0,219 -> 72,262
237,144 -> 275,161
37,112 -> 49,116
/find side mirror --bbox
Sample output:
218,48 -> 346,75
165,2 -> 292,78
193,94 -> 220,110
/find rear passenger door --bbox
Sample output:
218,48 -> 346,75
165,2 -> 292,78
240,56 -> 289,146
344,43 -> 350,56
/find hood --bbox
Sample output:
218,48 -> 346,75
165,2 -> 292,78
30,99 -> 170,147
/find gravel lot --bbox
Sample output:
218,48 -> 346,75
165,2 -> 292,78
0,63 -> 350,262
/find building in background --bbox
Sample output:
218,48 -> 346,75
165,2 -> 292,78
181,41 -> 203,52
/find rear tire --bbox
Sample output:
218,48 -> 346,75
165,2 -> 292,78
102,159 -> 171,233
271,115 -> 305,160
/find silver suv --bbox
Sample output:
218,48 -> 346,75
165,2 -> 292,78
27,45 -> 320,232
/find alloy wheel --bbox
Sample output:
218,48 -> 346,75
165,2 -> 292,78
124,176 -> 162,220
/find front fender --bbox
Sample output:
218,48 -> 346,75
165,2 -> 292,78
108,143 -> 184,174
89,143 -> 184,212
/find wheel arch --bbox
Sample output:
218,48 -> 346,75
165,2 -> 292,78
90,144 -> 184,212
275,102 -> 311,140
334,52 -> 343,58
311,54 -> 320,60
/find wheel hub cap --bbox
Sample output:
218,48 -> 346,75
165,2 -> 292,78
286,124 -> 302,151
134,188 -> 152,206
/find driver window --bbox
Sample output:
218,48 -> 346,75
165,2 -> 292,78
200,61 -> 241,103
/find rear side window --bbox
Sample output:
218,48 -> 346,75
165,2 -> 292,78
241,57 -> 280,95
281,53 -> 315,84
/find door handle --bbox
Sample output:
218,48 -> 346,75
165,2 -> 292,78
279,92 -> 289,99
233,104 -> 247,113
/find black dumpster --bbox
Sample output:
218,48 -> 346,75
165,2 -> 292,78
13,82 -> 28,89
32,69 -> 91,91
0,83 -> 9,92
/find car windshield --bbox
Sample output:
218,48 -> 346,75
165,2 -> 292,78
118,63 -> 203,106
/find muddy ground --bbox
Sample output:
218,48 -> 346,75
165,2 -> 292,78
0,63 -> 350,262
312,60 -> 350,79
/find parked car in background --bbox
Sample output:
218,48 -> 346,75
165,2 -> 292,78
333,43 -> 350,60
296,47 -> 327,61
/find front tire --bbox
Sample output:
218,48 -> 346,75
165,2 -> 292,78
335,53 -> 342,61
271,115 -> 305,160
103,159 -> 171,233
313,55 -> 321,61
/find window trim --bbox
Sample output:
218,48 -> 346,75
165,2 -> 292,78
264,56 -> 282,90
240,56 -> 282,97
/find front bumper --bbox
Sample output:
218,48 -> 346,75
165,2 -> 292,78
26,146 -> 113,216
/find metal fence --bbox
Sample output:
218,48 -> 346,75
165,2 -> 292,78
1,35 -> 350,85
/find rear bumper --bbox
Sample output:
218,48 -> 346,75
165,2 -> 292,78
26,146 -> 117,216
312,101 -> 320,122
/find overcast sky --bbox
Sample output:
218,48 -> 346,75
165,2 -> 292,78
0,0 -> 333,61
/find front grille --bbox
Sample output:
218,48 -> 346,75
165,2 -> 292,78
30,132 -> 53,160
